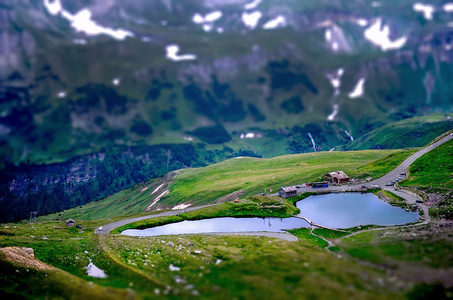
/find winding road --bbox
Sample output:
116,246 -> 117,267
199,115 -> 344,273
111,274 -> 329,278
96,133 -> 452,239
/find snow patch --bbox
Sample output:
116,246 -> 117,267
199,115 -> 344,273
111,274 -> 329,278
327,68 -> 344,90
112,78 -> 120,86
356,19 -> 368,27
444,3 -> 453,12
327,104 -> 339,121
184,136 -> 194,141
240,132 -> 263,139
192,11 -> 223,23
192,11 -> 223,32
192,14 -> 204,24
413,3 -> 435,20
166,44 -> 197,61
141,187 -> 149,192
205,11 -> 223,22
364,18 -> 407,51
172,204 -> 192,210
263,15 -> 287,30
57,91 -> 66,98
43,0 -> 62,16
203,24 -> 213,32
348,78 -> 366,98
244,0 -> 262,10
43,0 -> 134,40
329,147 -> 336,152
69,9 -> 134,40
242,11 -> 262,29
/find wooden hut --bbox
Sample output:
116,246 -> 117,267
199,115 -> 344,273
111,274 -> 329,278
324,171 -> 350,184
279,187 -> 297,198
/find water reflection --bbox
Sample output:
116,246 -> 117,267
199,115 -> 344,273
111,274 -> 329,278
121,193 -> 420,236
86,258 -> 107,278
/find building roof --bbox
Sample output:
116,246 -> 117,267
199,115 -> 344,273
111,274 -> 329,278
281,187 -> 297,193
327,171 -> 350,180
65,218 -> 75,223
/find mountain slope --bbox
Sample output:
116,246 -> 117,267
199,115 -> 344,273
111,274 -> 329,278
1,0 -> 453,165
343,114 -> 453,150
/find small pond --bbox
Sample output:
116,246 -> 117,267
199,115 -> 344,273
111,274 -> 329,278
85,258 -> 107,278
121,193 -> 420,237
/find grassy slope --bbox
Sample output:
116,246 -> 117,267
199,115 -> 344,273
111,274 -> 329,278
1,137 -> 451,299
0,220 -> 407,300
344,114 -> 453,150
39,148 -> 415,222
399,139 -> 453,219
337,224 -> 453,292
162,149 -> 414,208
400,139 -> 453,190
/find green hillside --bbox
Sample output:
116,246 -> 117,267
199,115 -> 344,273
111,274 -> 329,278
400,139 -> 453,219
41,148 -> 415,221
343,114 -> 453,150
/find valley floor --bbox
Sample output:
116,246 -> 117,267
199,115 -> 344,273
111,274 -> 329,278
1,132 -> 452,299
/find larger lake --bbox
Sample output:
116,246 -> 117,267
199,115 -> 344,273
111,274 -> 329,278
121,193 -> 420,237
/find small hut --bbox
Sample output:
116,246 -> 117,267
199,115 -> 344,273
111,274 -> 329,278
325,171 -> 350,184
65,218 -> 75,227
279,187 -> 297,198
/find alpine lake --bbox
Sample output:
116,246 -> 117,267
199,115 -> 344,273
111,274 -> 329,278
121,193 -> 420,237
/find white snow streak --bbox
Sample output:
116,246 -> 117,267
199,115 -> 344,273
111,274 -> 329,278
327,104 -> 339,121
308,133 -> 317,152
151,184 -> 164,195
263,15 -> 287,30
146,190 -> 170,210
345,130 -> 354,141
244,0 -> 262,10
348,78 -> 366,98
192,11 -> 223,24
